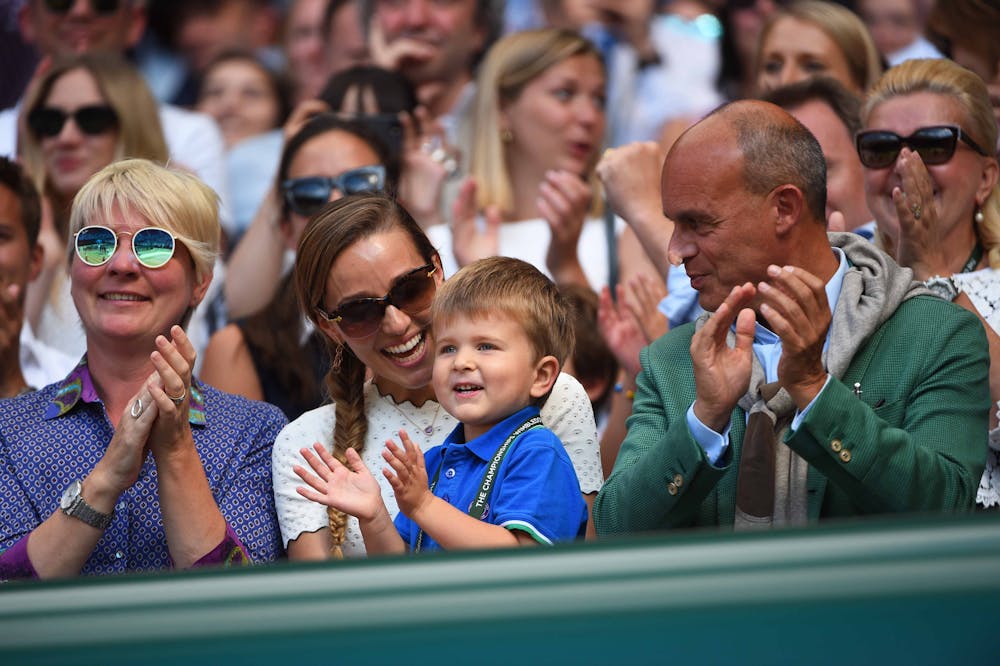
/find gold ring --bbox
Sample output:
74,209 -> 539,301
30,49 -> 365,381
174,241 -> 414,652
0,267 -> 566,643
168,387 -> 187,406
911,203 -> 922,220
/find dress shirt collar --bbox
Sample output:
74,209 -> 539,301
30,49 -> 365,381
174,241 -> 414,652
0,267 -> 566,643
44,356 -> 207,425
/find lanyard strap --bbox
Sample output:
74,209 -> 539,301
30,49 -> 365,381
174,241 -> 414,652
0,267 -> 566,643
414,415 -> 542,552
961,242 -> 984,274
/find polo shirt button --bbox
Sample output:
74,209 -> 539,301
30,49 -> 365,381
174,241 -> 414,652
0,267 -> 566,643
445,468 -> 456,479
831,439 -> 843,452
114,550 -> 124,560
839,449 -> 852,463
673,474 -> 684,487
667,482 -> 679,496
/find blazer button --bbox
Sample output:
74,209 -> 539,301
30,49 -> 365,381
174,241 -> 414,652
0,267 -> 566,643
673,474 -> 684,487
667,482 -> 679,496
839,449 -> 852,463
831,439 -> 843,452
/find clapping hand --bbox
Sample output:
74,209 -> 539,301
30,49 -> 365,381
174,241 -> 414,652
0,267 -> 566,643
295,443 -> 383,521
382,429 -> 433,519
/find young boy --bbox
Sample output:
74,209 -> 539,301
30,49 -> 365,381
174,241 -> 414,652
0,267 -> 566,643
294,257 -> 588,553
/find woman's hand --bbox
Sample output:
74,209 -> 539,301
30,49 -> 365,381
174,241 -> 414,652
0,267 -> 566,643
90,381 -> 160,497
382,430 -> 433,519
451,177 -> 502,267
620,272 -> 669,343
891,147 -> 951,279
283,98 -> 331,141
540,170 -> 591,285
146,325 -> 197,460
598,285 -> 648,378
294,443 -> 383,521
397,106 -> 452,228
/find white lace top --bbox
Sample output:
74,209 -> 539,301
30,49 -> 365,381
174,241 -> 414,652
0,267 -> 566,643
272,372 -> 603,556
954,267 -> 1000,508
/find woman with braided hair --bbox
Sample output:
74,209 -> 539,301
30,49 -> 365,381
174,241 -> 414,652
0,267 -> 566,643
272,192 -> 602,558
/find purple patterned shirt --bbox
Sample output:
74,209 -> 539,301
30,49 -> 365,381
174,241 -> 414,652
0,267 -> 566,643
0,359 -> 287,579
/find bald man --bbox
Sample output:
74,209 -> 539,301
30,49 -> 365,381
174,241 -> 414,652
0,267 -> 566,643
594,100 -> 989,534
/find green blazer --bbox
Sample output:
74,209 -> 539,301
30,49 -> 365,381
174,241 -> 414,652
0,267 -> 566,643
594,295 -> 990,535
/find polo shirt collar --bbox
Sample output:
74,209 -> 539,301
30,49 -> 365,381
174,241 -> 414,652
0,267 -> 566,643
458,406 -> 542,461
44,356 -> 207,425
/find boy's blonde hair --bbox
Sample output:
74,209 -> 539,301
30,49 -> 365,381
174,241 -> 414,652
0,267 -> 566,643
431,257 -> 574,367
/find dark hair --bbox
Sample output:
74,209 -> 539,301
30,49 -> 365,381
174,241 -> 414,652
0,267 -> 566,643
294,192 -> 438,555
560,283 -> 616,411
721,101 -> 827,223
200,48 -> 294,127
319,64 -> 417,115
760,75 -> 862,137
0,157 -> 42,248
276,113 -> 398,218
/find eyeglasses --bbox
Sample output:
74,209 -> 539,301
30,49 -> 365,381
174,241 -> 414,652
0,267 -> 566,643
855,125 -> 990,169
281,165 -> 386,217
317,264 -> 437,338
43,0 -> 122,15
27,105 -> 118,138
74,225 -> 177,269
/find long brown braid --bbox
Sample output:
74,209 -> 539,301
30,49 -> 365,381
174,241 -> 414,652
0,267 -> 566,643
294,192 -> 440,556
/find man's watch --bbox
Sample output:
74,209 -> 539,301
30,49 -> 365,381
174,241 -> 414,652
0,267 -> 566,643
59,480 -> 113,530
924,275 -> 960,301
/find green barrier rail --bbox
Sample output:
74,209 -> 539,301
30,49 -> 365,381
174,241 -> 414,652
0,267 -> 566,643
2,513 -> 999,664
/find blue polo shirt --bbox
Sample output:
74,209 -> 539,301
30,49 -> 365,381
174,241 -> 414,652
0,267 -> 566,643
394,406 -> 588,552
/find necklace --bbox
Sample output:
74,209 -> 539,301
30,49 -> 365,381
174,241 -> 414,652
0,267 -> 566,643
382,393 -> 442,436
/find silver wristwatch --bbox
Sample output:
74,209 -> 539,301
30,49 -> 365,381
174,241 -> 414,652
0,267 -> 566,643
59,480 -> 113,530
923,275 -> 960,301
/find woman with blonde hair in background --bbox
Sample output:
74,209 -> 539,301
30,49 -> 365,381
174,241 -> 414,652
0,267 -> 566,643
756,0 -> 883,95
18,52 -> 168,361
858,58 -> 1000,508
429,28 -> 620,292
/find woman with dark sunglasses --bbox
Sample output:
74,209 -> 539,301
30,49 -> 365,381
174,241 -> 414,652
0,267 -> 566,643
272,192 -> 602,559
201,115 -> 391,419
860,58 -> 1000,510
0,159 -> 286,579
18,52 -> 168,366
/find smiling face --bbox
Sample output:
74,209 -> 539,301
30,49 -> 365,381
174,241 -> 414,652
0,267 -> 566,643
664,126 -> 780,312
197,58 -> 281,148
757,17 -> 856,93
501,53 -> 606,179
316,229 -> 443,403
373,0 -> 484,85
281,129 -> 382,249
38,67 -> 119,203
862,92 -> 999,254
431,312 -> 552,441
70,206 -> 209,347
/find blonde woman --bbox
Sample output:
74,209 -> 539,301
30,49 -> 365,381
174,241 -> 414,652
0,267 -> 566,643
428,29 -> 616,291
19,52 -> 168,360
858,58 -> 1000,507
756,0 -> 883,95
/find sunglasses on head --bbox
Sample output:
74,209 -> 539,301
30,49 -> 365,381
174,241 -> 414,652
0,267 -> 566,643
855,125 -> 989,170
281,165 -> 386,217
317,264 -> 437,338
43,0 -> 121,15
74,225 -> 177,269
27,105 -> 118,138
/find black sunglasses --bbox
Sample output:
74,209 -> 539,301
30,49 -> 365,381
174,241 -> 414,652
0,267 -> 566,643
317,264 -> 437,338
43,0 -> 121,15
281,165 -> 386,217
27,105 -> 118,138
855,125 -> 989,170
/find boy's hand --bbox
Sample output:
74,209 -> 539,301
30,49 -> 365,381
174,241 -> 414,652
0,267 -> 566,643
295,444 -> 383,521
383,430 -> 433,519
